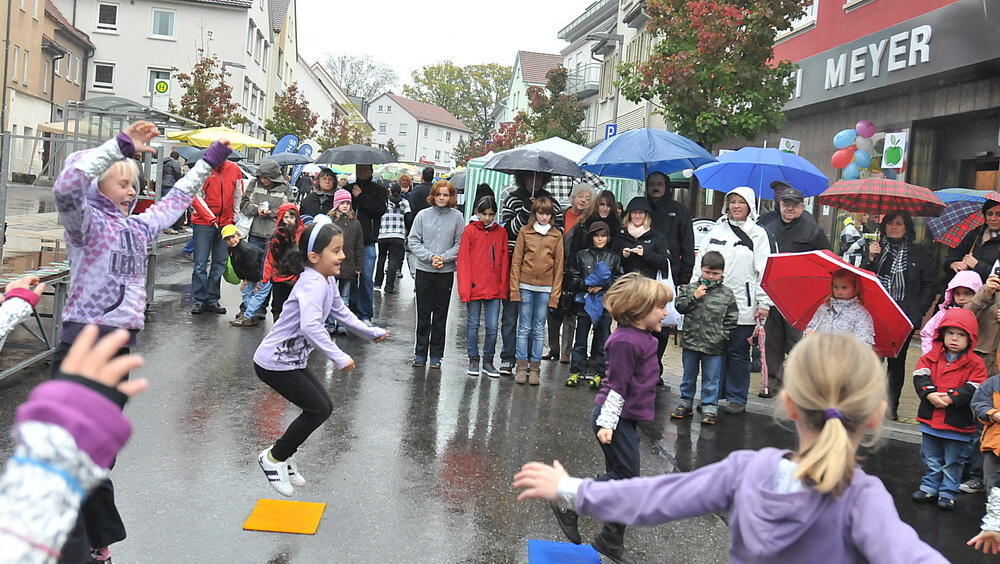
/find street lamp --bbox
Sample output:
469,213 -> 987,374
222,61 -> 247,70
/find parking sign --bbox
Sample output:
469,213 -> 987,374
605,123 -> 618,139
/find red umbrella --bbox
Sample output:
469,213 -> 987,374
818,178 -> 945,217
761,250 -> 914,358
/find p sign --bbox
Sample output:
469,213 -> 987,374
604,123 -> 618,140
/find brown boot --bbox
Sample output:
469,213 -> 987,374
514,360 -> 529,384
528,361 -> 541,385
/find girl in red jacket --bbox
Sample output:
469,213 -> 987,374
262,203 -> 304,321
457,195 -> 509,377
912,307 -> 988,510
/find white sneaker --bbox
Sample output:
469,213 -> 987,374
258,448 -> 294,496
287,457 -> 306,487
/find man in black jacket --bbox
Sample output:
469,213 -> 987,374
409,167 -> 435,217
349,164 -> 388,324
758,184 -> 830,396
645,172 -> 695,283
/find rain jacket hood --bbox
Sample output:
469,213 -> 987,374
722,187 -> 759,223
941,270 -> 983,310
934,307 -> 979,348
274,202 -> 302,232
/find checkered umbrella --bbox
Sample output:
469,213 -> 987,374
926,192 -> 1000,248
817,178 -> 945,217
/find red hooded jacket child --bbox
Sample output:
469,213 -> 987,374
914,308 -> 988,434
262,203 -> 304,284
457,218 -> 510,302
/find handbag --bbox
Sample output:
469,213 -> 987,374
656,262 -> 685,329
223,257 -> 241,285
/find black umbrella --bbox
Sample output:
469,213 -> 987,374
315,144 -> 394,165
268,152 -> 313,166
484,148 -> 582,177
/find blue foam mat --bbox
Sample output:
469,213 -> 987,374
527,539 -> 601,563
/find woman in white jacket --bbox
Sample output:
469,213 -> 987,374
690,186 -> 772,415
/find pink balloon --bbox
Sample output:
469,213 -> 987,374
831,146 -> 856,169
855,120 -> 877,138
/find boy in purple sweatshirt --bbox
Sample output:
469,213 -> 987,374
548,273 -> 671,563
516,333 -> 946,563
50,121 -> 231,561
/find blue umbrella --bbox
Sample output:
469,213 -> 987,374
935,188 -> 993,203
578,128 -> 715,180
575,261 -> 613,323
693,147 -> 829,199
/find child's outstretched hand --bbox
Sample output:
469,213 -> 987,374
374,331 -> 390,343
341,357 -> 356,371
122,121 -> 160,154
61,326 -> 147,397
2,275 -> 46,304
968,530 -> 1000,554
513,460 -> 569,502
597,427 -> 613,444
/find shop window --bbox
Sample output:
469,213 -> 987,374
96,3 -> 118,33
93,62 -> 115,90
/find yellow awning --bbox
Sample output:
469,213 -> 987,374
167,126 -> 274,151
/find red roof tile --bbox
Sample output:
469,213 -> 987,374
518,51 -> 563,85
386,94 -> 471,133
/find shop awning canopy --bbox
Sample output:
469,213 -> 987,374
167,126 -> 274,151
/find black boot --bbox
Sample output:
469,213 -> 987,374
549,501 -> 582,544
593,523 -> 635,564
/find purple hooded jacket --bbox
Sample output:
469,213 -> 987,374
53,137 -> 217,345
573,448 -> 946,563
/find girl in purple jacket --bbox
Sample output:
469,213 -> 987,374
515,333 -> 946,563
252,217 -> 389,497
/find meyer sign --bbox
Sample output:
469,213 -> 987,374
824,25 -> 931,90
785,0 -> 1000,111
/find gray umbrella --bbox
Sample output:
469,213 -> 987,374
484,148 -> 582,177
449,170 -> 466,191
173,145 -> 202,162
268,152 -> 313,166
315,144 -> 394,165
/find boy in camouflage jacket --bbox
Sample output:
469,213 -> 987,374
670,251 -> 739,424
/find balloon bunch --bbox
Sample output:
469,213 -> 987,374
830,120 -> 876,180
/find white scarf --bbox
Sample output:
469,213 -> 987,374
627,224 -> 647,239
534,222 -> 552,235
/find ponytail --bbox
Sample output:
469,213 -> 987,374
783,333 -> 885,495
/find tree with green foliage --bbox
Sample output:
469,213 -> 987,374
385,138 -> 401,161
520,67 -> 586,144
617,0 -> 810,149
265,83 -> 318,140
452,136 -> 472,166
403,62 -> 511,145
171,51 -> 244,127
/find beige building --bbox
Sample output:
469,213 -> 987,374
2,0 -> 93,176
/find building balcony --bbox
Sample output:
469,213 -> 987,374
566,63 -> 601,99
621,0 -> 650,29
558,0 -> 617,43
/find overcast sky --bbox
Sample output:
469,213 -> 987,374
296,0 -> 596,87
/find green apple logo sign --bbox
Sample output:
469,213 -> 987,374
884,135 -> 903,167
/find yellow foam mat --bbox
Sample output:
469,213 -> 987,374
242,499 -> 327,535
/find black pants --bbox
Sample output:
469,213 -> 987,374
591,404 -> 638,553
764,308 -> 802,389
51,342 -> 128,560
375,238 -> 405,291
887,330 -> 916,412
654,326 -> 670,376
414,270 -> 454,360
270,281 -> 294,322
254,364 -> 333,461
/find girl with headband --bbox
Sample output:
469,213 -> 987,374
514,333 -> 946,562
252,217 -> 390,496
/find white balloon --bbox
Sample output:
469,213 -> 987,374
855,136 -> 874,154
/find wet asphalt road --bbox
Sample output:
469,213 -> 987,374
0,243 -> 993,562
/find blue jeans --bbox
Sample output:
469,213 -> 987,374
356,243 -> 377,321
680,349 -> 723,413
466,299 -> 500,360
720,324 -> 754,405
500,299 -> 519,363
516,289 -> 549,362
182,238 -> 194,254
240,281 -> 271,318
920,433 -> 972,500
191,224 -> 227,305
327,278 -> 354,329
571,311 -> 611,375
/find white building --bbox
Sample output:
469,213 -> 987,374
49,0 -> 293,140
367,93 -> 471,170
558,0 -> 617,146
293,56 -> 374,145
495,50 -> 562,125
